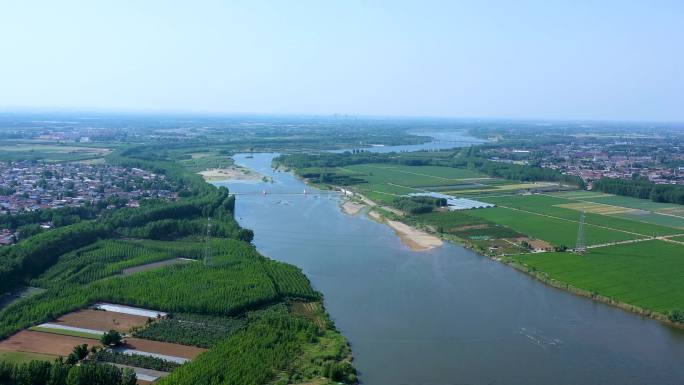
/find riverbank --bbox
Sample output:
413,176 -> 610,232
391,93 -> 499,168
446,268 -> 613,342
341,200 -> 364,215
340,189 -> 683,329
224,152 -> 684,385
338,195 -> 442,251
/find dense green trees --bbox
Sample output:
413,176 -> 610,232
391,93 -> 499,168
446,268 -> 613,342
392,196 -> 446,214
593,177 -> 684,204
0,237 -> 318,338
100,330 -> 122,347
157,307 -> 317,385
0,205 -> 102,231
93,350 -> 180,372
0,359 -> 136,385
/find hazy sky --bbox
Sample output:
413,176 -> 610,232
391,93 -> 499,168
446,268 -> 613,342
1,1 -> 682,121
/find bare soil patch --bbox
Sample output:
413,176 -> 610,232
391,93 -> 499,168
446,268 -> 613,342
452,224 -> 489,231
55,309 -> 150,333
386,220 -> 443,251
341,200 -> 364,215
0,330 -> 97,356
124,338 -> 206,359
528,239 -> 553,251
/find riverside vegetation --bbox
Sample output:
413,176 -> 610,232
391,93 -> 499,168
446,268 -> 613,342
275,148 -> 684,326
0,143 -> 357,384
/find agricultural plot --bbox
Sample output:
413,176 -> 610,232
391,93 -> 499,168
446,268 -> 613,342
549,191 -> 684,229
513,240 -> 684,314
329,164 -> 566,202
445,181 -> 560,196
0,304 -> 206,382
468,207 -> 637,247
479,195 -> 682,237
29,324 -> 104,339
0,330 -> 96,356
413,211 -> 523,240
0,350 -> 58,364
336,164 -> 492,198
132,313 -> 246,348
54,309 -> 150,333
342,164 -> 485,186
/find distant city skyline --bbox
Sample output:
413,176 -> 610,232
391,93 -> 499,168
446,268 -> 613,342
1,0 -> 682,122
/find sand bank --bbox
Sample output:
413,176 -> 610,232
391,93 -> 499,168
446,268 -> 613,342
198,166 -> 262,182
366,210 -> 442,251
341,200 -> 364,215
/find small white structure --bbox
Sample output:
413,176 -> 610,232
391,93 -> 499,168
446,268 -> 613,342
93,303 -> 167,318
407,192 -> 495,210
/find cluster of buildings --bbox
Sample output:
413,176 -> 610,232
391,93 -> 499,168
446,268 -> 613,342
485,138 -> 684,186
0,161 -> 179,215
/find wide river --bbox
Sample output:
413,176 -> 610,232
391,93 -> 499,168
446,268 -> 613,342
217,142 -> 684,384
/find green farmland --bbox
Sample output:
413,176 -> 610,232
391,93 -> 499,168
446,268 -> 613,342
478,195 -> 682,237
294,159 -> 684,321
467,207 -> 638,247
512,240 -> 684,314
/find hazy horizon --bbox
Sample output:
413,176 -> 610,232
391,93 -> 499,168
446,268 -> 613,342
1,1 -> 682,122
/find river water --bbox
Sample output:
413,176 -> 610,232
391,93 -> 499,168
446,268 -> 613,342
217,145 -> 684,385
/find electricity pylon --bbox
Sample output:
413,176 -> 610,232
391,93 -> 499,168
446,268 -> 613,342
204,217 -> 212,266
575,210 -> 586,253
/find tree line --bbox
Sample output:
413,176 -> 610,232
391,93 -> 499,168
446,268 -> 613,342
0,359 -> 136,385
593,177 -> 684,204
275,148 -> 585,188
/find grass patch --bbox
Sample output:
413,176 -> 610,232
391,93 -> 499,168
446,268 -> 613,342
468,207 -> 638,246
0,350 -> 59,364
28,326 -> 101,340
512,240 -> 684,314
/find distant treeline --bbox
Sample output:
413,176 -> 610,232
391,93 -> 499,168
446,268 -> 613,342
593,177 -> 684,205
275,148 -> 585,188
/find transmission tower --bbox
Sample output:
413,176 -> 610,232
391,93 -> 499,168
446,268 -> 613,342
204,217 -> 212,267
575,210 -> 586,253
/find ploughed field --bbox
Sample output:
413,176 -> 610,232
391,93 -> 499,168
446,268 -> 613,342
300,161 -> 684,323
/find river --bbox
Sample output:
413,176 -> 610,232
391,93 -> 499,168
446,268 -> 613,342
216,143 -> 684,384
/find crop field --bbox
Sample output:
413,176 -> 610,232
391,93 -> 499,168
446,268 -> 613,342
412,211 -> 523,240
478,195 -> 682,237
319,163 -> 567,204
0,350 -> 58,364
0,330 -> 96,356
132,313 -> 246,348
467,207 -> 638,246
549,191 -> 684,228
336,164 -> 491,198
512,240 -> 684,314
122,337 -> 206,360
54,309 -> 150,333
28,325 -> 102,340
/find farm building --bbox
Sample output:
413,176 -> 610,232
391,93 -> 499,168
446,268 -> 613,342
407,192 -> 495,210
